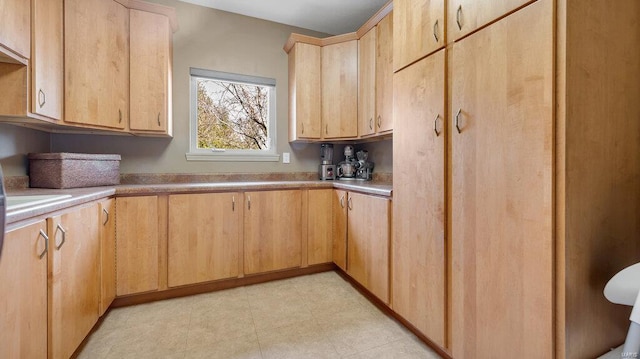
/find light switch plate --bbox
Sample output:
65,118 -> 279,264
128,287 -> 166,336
283,152 -> 290,164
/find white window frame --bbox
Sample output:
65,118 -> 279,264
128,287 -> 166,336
186,67 -> 279,162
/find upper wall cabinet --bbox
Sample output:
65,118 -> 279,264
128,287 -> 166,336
31,0 -> 63,121
393,0 -> 444,72
447,0 -> 531,41
358,28 -> 376,137
322,40 -> 358,139
0,0 -> 30,61
130,9 -> 172,136
65,0 -> 129,130
288,42 -> 321,141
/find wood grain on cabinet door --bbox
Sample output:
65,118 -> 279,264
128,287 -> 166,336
99,198 -> 116,316
244,190 -> 302,274
168,193 -> 240,287
393,0 -> 444,72
289,42 -> 321,140
450,0 -> 553,357
49,204 -> 101,359
332,189 -> 348,271
0,221 -> 48,359
448,0 -> 533,41
392,50 -> 446,347
31,0 -> 63,120
307,189 -> 333,265
322,41 -> 358,139
376,13 -> 393,133
347,192 -> 390,304
0,0 -> 30,58
130,9 -> 170,132
65,0 -> 128,129
116,196 -> 159,295
358,28 -> 376,137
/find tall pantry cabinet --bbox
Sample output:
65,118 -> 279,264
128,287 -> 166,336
392,0 -> 640,358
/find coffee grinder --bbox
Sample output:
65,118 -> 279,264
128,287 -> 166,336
319,143 -> 335,180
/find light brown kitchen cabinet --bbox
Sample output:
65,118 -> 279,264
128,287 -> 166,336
244,190 -> 302,274
322,40 -> 358,139
99,199 -> 116,316
0,0 -> 30,60
48,204 -> 101,359
347,192 -> 390,304
307,189 -> 333,265
288,42 -> 321,141
332,189 -> 348,271
393,0 -> 444,72
167,193 -> 240,287
450,1 -> 553,357
65,0 -> 129,130
116,196 -> 159,295
392,50 -> 446,347
447,0 -> 531,42
0,221 -> 48,359
358,28 -> 376,137
375,13 -> 393,134
30,0 -> 63,121
130,9 -> 172,135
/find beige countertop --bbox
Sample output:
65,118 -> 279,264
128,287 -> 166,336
6,180 -> 392,225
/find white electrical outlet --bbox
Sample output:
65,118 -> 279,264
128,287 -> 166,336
282,152 -> 290,164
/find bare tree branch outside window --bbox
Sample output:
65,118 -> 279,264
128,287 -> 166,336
196,79 -> 270,150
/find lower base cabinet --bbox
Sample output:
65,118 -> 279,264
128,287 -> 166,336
0,221 -> 48,359
49,203 -> 101,359
307,189 -> 333,266
99,199 -> 116,316
332,190 -> 348,271
167,193 -> 240,287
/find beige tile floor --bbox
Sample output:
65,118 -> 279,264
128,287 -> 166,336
77,271 -> 442,359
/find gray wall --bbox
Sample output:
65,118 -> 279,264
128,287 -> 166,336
0,124 -> 50,176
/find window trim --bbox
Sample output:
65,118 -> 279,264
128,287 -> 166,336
186,67 -> 279,162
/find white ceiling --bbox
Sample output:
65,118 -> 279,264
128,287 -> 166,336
178,0 -> 388,35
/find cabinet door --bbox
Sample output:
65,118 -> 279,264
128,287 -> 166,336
49,204 -> 100,359
332,189 -> 348,271
0,0 -> 30,59
392,50 -> 446,346
448,0 -> 531,41
130,9 -> 171,134
322,40 -> 358,139
347,192 -> 390,304
99,198 -> 116,316
0,221 -> 48,359
31,0 -> 63,120
375,13 -> 393,133
244,190 -> 302,274
65,0 -> 129,129
307,189 -> 333,265
289,42 -> 321,141
116,196 -> 159,295
450,1 -> 553,357
393,0 -> 444,72
358,28 -> 376,137
168,193 -> 240,287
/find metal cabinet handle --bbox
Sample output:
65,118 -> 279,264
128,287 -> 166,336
102,208 -> 109,225
118,109 -> 123,123
38,89 -> 46,108
55,224 -> 66,250
301,122 -> 304,134
433,20 -> 439,42
369,118 -> 373,130
377,115 -> 382,128
157,112 -> 161,126
325,124 -> 328,135
434,114 -> 441,137
232,196 -> 235,211
247,195 -> 251,210
455,109 -> 462,134
347,196 -> 353,210
340,195 -> 345,208
38,230 -> 49,259
456,5 -> 463,30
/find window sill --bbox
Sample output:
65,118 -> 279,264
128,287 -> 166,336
185,152 -> 281,162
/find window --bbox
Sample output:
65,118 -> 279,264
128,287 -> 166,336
187,68 -> 278,161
